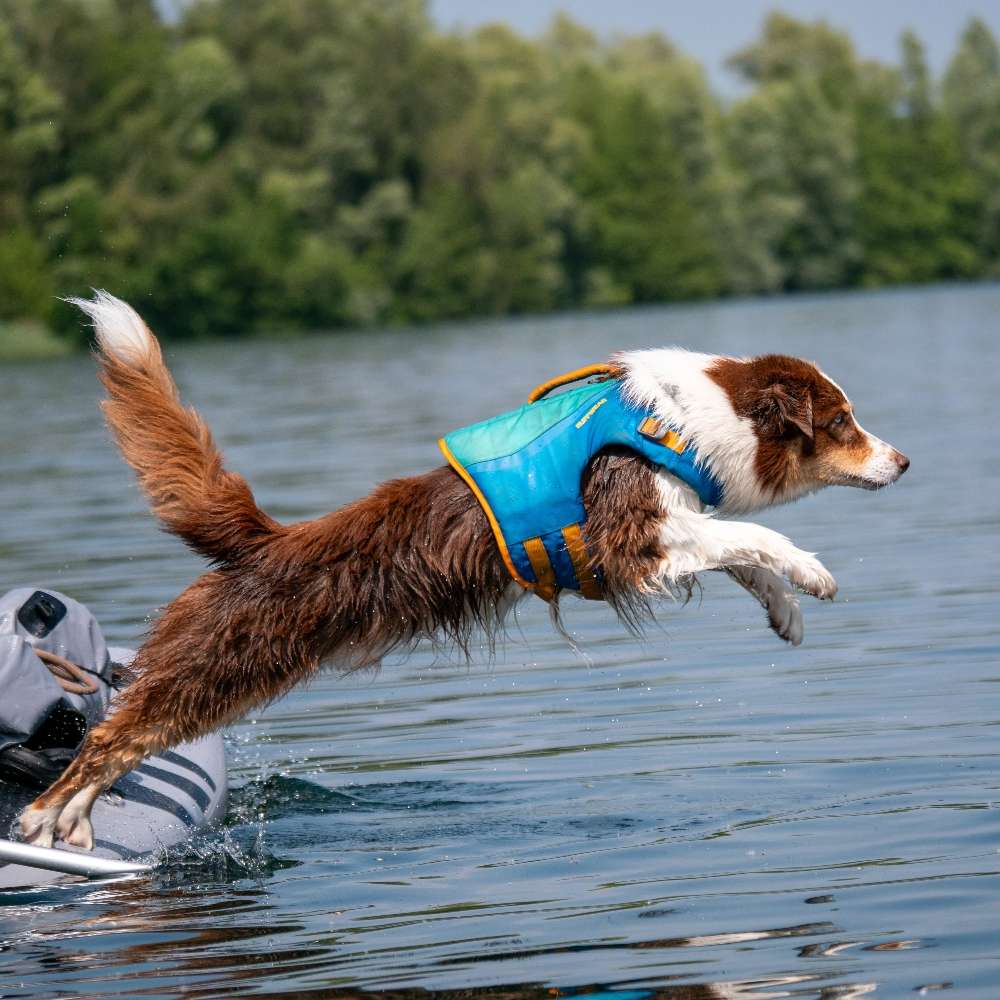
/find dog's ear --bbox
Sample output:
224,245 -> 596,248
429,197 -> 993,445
752,382 -> 814,440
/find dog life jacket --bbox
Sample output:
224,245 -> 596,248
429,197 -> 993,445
438,364 -> 723,602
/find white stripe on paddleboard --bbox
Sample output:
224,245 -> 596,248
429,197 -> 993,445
0,838 -> 151,877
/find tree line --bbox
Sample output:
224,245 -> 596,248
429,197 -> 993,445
2,1 -> 999,342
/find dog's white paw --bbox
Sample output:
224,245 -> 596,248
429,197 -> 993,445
19,805 -> 59,849
56,813 -> 94,851
54,787 -> 99,851
788,556 -> 837,601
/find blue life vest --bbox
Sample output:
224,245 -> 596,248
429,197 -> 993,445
438,366 -> 723,601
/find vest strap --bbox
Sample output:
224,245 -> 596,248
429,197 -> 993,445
523,537 -> 557,602
638,416 -> 686,453
528,364 -> 617,404
561,524 -> 602,600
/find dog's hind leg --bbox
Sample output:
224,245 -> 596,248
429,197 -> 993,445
20,568 -> 322,850
19,661 -> 276,850
20,735 -> 157,850
19,702 -> 192,849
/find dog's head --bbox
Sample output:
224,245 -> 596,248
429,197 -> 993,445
708,353 -> 910,502
617,349 -> 909,513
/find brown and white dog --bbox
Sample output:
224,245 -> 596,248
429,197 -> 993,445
20,292 -> 909,850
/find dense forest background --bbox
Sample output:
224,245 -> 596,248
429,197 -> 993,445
2,0 -> 1000,346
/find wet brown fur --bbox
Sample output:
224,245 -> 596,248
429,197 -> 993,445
581,448 -> 667,630
30,339 -> 667,811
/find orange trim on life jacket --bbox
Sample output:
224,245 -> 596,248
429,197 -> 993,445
528,363 -> 617,404
438,437 -> 536,593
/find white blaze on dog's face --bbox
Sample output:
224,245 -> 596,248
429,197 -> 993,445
617,349 -> 909,514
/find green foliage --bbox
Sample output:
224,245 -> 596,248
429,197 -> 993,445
943,18 -> 1000,269
856,36 -> 980,285
0,1 -> 998,348
566,68 -> 722,302
0,228 -> 53,319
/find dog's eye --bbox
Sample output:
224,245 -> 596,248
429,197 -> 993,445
831,414 -> 845,427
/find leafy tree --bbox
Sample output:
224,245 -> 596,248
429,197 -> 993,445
0,9 -> 61,318
943,18 -> 1000,269
855,34 -> 979,285
562,64 -> 723,304
726,14 -> 865,290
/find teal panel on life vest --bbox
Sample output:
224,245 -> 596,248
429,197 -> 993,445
440,380 -> 723,595
443,382 -> 606,467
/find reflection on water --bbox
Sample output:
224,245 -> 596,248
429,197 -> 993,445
2,285 -> 1000,997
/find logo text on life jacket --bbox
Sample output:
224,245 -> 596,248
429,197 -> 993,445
575,398 -> 607,429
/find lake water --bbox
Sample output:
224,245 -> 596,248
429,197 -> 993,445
1,284 -> 998,998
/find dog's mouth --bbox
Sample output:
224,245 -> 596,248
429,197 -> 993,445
845,474 -> 888,491
835,471 -> 900,491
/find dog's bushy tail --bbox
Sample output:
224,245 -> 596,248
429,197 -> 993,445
68,291 -> 280,566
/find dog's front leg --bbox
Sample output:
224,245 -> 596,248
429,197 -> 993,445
656,508 -> 837,600
724,566 -> 803,645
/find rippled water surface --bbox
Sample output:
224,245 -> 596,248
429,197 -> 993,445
1,285 -> 999,998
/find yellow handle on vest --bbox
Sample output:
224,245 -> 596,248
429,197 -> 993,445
527,363 -> 617,404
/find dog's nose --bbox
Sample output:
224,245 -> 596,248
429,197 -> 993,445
893,451 -> 910,474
